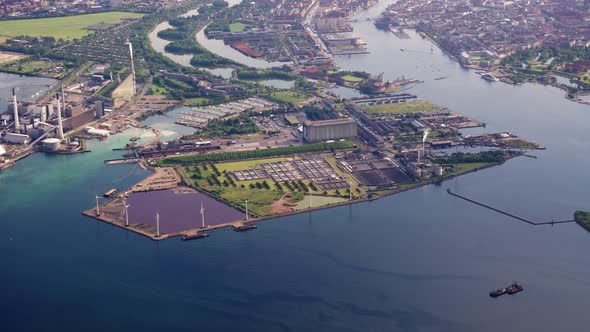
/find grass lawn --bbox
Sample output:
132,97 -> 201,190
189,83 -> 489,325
147,84 -> 169,96
294,196 -> 348,210
0,12 -> 144,40
219,188 -> 283,216
184,97 -> 218,106
445,162 -> 495,176
341,74 -> 364,82
265,90 -> 311,104
362,99 -> 439,114
229,22 -> 248,32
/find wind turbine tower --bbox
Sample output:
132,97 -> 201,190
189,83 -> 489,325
245,199 -> 249,220
156,212 -> 160,237
56,93 -> 64,140
12,88 -> 19,133
126,41 -> 136,95
124,201 -> 130,227
200,202 -> 205,228
95,195 -> 101,215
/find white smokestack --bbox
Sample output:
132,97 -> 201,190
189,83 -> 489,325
422,130 -> 430,143
12,88 -> 19,133
61,84 -> 66,111
127,41 -> 136,95
56,93 -> 64,140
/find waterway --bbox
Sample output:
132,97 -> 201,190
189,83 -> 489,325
2,1 -> 590,331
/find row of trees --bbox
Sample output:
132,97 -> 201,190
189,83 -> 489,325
160,141 -> 356,165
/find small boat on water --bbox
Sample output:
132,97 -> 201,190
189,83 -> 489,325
489,288 -> 507,298
506,282 -> 524,295
481,72 -> 499,82
490,281 -> 523,298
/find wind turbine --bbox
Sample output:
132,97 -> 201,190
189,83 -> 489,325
155,212 -> 160,237
245,199 -> 249,220
95,195 -> 101,215
200,201 -> 206,228
123,201 -> 130,227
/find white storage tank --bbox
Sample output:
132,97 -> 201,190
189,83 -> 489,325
433,165 -> 444,177
42,138 -> 61,151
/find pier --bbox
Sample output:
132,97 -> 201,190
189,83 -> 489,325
446,189 -> 574,226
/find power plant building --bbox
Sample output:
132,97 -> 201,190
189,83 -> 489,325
303,118 -> 357,143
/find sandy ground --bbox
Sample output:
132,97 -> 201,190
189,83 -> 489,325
0,51 -> 27,64
269,195 -> 298,214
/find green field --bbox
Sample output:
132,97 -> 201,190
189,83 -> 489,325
294,196 -> 348,210
229,22 -> 248,32
147,84 -> 170,96
265,90 -> 311,104
362,99 -> 439,114
184,97 -> 218,106
0,12 -> 144,40
341,74 -> 364,82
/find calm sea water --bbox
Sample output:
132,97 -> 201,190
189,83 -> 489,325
2,1 -> 590,331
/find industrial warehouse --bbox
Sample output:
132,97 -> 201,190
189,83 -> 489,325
303,118 -> 357,143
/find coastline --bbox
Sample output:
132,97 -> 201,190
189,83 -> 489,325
82,157 -> 509,241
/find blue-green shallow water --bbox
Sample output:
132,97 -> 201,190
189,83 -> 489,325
3,1 -> 590,331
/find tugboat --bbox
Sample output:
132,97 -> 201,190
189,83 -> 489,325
489,287 -> 507,298
489,281 -> 523,297
506,281 -> 524,295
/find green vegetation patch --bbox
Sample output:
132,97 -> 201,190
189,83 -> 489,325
158,141 -> 356,165
229,22 -> 248,32
219,188 -> 282,216
265,90 -> 311,104
0,12 -> 144,41
362,99 -> 439,114
341,74 -> 364,82
432,150 -> 507,164
294,196 -> 348,210
574,211 -> 590,226
184,97 -> 218,106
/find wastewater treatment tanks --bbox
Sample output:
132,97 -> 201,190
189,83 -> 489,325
42,138 -> 61,152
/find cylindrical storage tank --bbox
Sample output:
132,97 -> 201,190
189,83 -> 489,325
42,138 -> 61,152
414,168 -> 422,177
433,165 -> 443,177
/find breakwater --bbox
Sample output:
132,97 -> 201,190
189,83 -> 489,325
446,188 -> 574,226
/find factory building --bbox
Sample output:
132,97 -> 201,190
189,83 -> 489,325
3,132 -> 31,145
94,101 -> 104,119
303,118 -> 357,143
